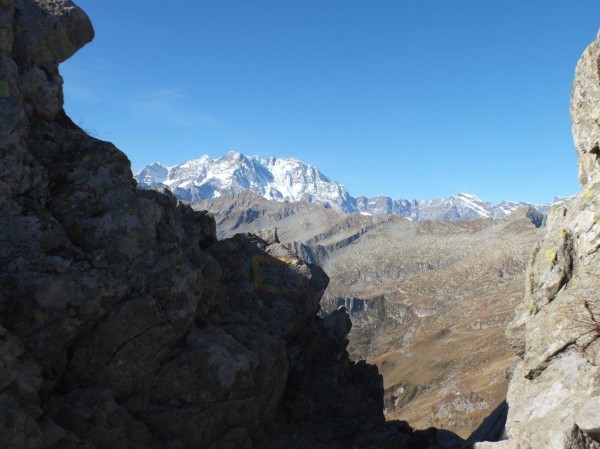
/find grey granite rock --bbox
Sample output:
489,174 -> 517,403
572,30 -> 600,187
576,396 -> 600,442
484,30 -> 600,449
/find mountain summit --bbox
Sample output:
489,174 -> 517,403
136,152 -> 550,221
136,151 -> 356,212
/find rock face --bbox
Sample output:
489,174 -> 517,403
572,31 -> 600,188
482,32 -> 600,449
0,2 -> 447,448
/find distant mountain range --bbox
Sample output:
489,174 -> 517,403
135,151 -> 561,221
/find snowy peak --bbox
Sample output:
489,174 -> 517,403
135,151 -> 356,212
355,192 -> 551,222
136,162 -> 168,185
135,152 -> 551,221
448,193 -> 492,219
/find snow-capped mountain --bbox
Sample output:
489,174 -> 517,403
354,193 -> 546,221
136,151 -> 356,212
135,151 -> 552,221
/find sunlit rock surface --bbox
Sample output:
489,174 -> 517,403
482,31 -> 600,449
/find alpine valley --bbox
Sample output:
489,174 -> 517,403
135,155 -> 552,437
4,1 -> 600,448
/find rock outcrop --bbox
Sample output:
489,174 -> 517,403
481,32 -> 600,449
0,1 -> 461,448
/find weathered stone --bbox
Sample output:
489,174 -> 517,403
572,30 -> 600,187
321,305 -> 352,349
486,30 -> 600,449
46,388 -> 157,449
254,227 -> 280,245
12,0 -> 94,68
19,66 -> 63,120
576,396 -> 600,442
0,325 -> 42,409
0,392 -> 42,449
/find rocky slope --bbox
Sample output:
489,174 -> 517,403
319,210 -> 544,438
195,192 -> 545,437
0,2 -> 471,448
136,153 -> 554,220
479,32 -> 600,449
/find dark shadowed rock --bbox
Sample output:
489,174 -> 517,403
0,1 -> 461,448
467,401 -> 508,445
576,396 -> 600,442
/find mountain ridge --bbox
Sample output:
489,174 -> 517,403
135,151 -> 559,221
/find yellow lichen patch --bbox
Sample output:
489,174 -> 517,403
0,80 -> 9,97
252,256 -> 278,296
251,255 -> 303,298
584,189 -> 594,200
595,219 -> 600,228
251,255 -> 262,274
31,375 -> 43,389
528,305 -> 537,314
559,229 -> 567,238
545,249 -> 557,264
276,255 -> 301,266
172,258 -> 188,276
65,223 -> 83,246
33,309 -> 47,323
75,260 -> 91,271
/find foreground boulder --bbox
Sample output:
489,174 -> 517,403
0,1 -> 462,448
481,32 -> 600,449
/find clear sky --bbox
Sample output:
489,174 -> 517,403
62,0 -> 600,204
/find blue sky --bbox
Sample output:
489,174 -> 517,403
62,0 -> 600,204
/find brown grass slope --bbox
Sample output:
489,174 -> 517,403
195,194 -> 543,438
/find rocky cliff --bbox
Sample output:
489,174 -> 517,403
479,32 -> 600,449
0,1 -> 453,448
